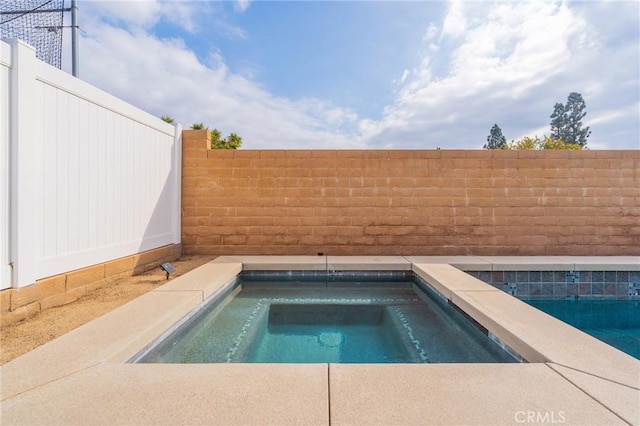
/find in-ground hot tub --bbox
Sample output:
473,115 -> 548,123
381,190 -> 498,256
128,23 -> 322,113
134,272 -> 517,364
3,256 -> 638,425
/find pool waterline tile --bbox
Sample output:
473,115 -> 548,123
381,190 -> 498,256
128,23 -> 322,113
478,270 -> 492,283
605,271 -> 617,283
579,283 -> 592,295
529,271 -> 541,282
529,283 -> 542,297
541,271 -> 554,282
616,271 -> 630,282
541,283 -> 555,297
516,283 -> 529,297
591,282 -> 604,295
554,271 -> 567,283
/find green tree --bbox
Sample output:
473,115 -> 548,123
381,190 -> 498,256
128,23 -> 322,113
484,124 -> 507,149
224,133 -> 243,149
191,122 -> 207,130
549,102 -> 565,140
549,92 -> 591,147
161,115 -> 174,124
210,129 -> 243,149
210,129 -> 223,148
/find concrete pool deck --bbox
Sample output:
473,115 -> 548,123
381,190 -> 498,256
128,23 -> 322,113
1,256 -> 639,425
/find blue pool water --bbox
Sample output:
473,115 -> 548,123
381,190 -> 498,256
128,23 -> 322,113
524,299 -> 640,359
137,276 -> 516,364
253,304 -> 411,363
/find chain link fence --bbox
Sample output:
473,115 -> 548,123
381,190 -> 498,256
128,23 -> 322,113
1,0 -> 65,69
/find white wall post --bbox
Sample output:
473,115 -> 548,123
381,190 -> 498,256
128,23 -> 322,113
172,123 -> 182,245
9,40 -> 40,288
0,41 -> 12,290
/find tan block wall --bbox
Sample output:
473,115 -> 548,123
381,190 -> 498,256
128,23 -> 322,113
182,131 -> 639,257
0,244 -> 181,327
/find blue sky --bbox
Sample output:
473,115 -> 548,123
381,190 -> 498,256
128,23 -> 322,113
69,0 -> 639,149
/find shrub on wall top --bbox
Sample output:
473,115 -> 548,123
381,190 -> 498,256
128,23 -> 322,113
508,136 -> 583,150
211,129 -> 243,149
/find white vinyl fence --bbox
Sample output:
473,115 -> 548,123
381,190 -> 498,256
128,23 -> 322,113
0,39 -> 181,289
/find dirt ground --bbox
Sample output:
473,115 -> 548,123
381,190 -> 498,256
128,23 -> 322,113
0,255 -> 215,365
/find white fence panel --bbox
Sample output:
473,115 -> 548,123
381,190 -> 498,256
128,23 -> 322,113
3,39 -> 181,288
0,41 -> 11,290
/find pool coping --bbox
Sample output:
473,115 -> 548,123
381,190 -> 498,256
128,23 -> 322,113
1,256 -> 639,425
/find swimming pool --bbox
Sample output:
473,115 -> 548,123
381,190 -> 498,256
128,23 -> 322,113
524,299 -> 640,359
136,273 -> 517,364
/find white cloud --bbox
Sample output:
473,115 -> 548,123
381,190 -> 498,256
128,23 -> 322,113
159,2 -> 202,33
295,99 -> 358,129
210,18 -> 248,40
79,19 -> 362,149
74,1 -> 638,151
399,69 -> 410,84
440,0 -> 466,39
83,0 -> 202,32
86,1 -> 160,28
423,23 -> 439,41
235,0 -> 251,13
588,108 -> 633,128
361,1 -> 620,149
423,24 -> 441,53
